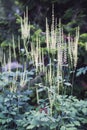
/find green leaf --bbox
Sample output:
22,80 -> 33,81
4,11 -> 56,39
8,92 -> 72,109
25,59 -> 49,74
40,117 -> 49,122
60,126 -> 66,130
66,127 -> 77,130
0,113 -> 6,119
81,118 -> 87,124
73,121 -> 80,126
26,125 -> 35,129
31,119 -> 40,126
10,112 -> 16,115
0,96 -> 4,103
22,96 -> 30,101
82,108 -> 87,115
66,124 -> 75,127
1,119 -> 7,124
50,123 -> 58,129
6,118 -> 12,123
23,122 -> 30,127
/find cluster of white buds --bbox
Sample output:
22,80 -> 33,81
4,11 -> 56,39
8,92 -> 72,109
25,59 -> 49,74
21,8 -> 30,40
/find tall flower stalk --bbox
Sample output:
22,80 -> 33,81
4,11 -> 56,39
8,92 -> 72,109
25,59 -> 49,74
71,27 -> 79,94
12,35 -> 16,60
21,7 -> 30,57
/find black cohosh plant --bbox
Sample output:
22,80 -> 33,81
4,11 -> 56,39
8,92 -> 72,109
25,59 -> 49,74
0,6 -> 87,130
1,5 -> 79,111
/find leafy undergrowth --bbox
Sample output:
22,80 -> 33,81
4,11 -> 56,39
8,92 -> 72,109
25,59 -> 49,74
0,90 -> 87,130
0,70 -> 87,130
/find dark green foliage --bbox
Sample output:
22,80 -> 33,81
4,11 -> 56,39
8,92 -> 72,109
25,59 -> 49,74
0,0 -> 87,44
79,33 -> 87,43
0,94 -> 86,130
0,90 -> 32,130
0,70 -> 87,129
